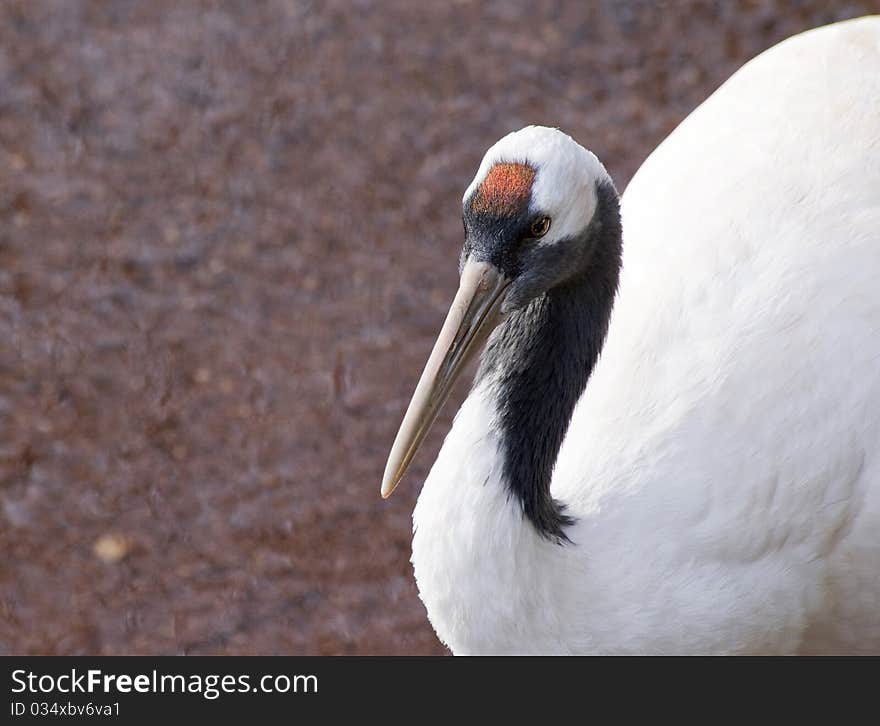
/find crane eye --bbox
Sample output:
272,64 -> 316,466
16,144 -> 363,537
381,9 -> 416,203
529,216 -> 551,238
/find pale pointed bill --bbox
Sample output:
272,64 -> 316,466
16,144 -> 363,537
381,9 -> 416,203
380,259 -> 510,498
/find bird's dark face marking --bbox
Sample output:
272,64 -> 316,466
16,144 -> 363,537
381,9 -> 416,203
462,162 -> 550,281
462,162 -> 607,314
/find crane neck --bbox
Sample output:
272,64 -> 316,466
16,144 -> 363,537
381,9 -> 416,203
474,181 -> 622,541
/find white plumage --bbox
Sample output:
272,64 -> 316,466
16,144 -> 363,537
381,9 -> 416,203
393,17 -> 880,654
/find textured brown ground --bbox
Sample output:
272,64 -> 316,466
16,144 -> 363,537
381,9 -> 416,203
0,1 -> 874,655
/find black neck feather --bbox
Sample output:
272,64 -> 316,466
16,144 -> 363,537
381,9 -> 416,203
475,182 -> 622,542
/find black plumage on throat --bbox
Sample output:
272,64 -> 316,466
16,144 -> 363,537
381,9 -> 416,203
474,181 -> 622,542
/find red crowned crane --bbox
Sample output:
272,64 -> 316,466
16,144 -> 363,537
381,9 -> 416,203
381,17 -> 880,654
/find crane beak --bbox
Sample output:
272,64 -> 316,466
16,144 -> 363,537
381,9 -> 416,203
380,259 -> 510,498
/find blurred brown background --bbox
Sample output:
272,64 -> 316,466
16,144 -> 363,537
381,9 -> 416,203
0,0 -> 874,655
